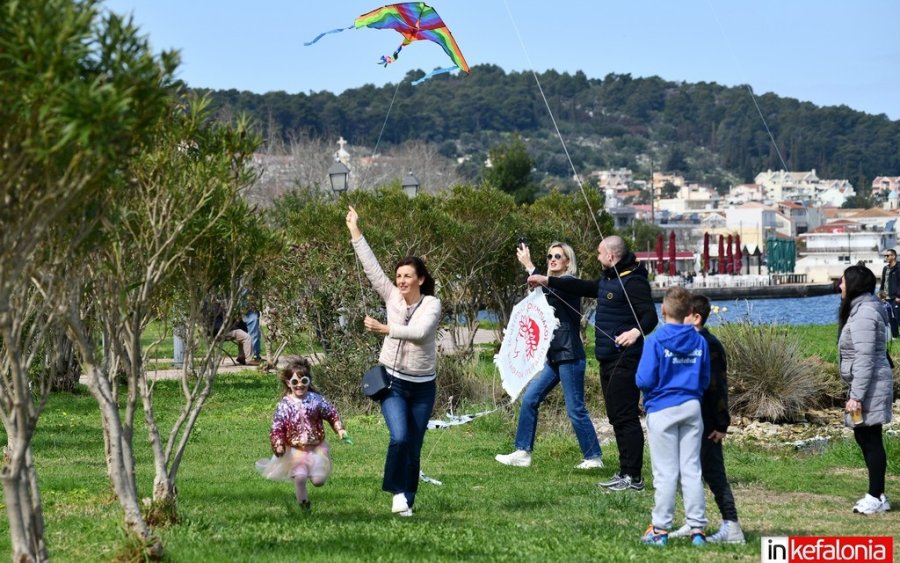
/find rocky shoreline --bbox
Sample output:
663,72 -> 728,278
593,400 -> 900,448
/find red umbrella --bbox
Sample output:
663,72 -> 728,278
726,235 -> 734,274
734,234 -> 743,275
702,232 -> 710,274
655,233 -> 664,274
717,235 -> 726,274
668,231 -> 677,276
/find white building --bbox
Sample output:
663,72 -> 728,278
797,227 -> 895,283
656,184 -> 720,213
755,169 -> 856,206
727,183 -> 769,205
873,176 -> 900,197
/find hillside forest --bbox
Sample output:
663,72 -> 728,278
200,64 -> 900,198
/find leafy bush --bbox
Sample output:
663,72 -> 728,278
716,322 -> 830,422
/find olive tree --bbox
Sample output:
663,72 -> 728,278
61,97 -> 263,549
0,1 -> 176,559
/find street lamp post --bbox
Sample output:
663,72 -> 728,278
847,231 -> 852,264
401,170 -> 420,198
328,159 -> 350,196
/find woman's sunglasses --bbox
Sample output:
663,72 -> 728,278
289,375 -> 310,388
547,253 -> 564,261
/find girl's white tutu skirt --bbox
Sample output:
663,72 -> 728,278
256,442 -> 332,481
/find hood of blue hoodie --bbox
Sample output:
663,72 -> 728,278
655,323 -> 703,355
635,323 -> 710,414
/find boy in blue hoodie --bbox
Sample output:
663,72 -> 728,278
635,287 -> 710,547
669,295 -> 745,543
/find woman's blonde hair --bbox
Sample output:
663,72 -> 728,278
548,241 -> 577,276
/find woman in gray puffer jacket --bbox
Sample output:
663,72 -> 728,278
837,264 -> 894,515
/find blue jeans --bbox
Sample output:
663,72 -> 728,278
242,310 -> 261,357
380,378 -> 436,507
514,358 -> 601,460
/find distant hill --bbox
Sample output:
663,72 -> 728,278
197,64 -> 900,191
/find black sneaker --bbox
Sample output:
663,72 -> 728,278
299,500 -> 311,511
607,475 -> 645,491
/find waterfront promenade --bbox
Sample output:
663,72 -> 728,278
649,273 -> 835,301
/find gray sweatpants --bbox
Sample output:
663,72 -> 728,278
646,399 -> 708,530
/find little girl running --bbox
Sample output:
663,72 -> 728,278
256,357 -> 349,510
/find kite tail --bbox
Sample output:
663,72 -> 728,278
304,25 -> 354,47
379,43 -> 405,67
411,66 -> 459,85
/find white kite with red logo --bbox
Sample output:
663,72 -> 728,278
494,290 -> 559,402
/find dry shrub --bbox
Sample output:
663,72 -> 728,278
434,352 -> 495,415
717,323 -> 830,422
806,355 -> 846,406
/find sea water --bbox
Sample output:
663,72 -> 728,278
659,294 -> 842,326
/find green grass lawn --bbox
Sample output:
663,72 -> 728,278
2,371 -> 898,562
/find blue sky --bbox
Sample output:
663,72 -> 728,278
104,1 -> 900,120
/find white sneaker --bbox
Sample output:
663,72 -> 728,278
574,457 -> 604,470
668,523 -> 691,538
495,450 -> 532,467
853,493 -> 888,515
398,508 -> 414,517
881,494 -> 891,512
391,493 -> 409,513
707,520 -> 746,543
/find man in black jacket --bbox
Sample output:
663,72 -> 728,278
528,235 -> 658,491
880,249 -> 900,338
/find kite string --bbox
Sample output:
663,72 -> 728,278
703,0 -> 790,172
501,1 -> 603,238
503,0 -> 647,339
354,79 -> 403,194
349,79 -> 404,315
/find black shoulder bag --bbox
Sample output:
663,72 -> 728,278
361,297 -> 424,401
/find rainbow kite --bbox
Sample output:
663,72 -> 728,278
305,2 -> 469,85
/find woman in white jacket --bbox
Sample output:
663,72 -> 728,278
837,264 -> 894,515
346,206 -> 441,517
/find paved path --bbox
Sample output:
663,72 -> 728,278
85,328 -> 501,382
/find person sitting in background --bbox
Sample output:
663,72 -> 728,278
206,298 -> 256,366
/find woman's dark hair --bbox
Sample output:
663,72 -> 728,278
395,256 -> 435,296
279,356 -> 318,396
838,263 -> 876,333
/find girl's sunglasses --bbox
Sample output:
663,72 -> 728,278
289,375 -> 310,388
547,253 -> 564,261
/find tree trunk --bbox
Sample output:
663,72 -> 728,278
84,367 -> 156,544
23,449 -> 48,561
2,472 -> 30,563
2,463 -> 48,563
49,331 -> 80,392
